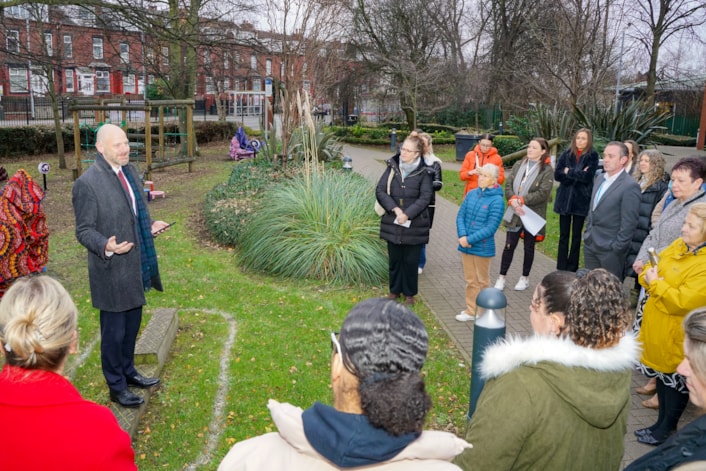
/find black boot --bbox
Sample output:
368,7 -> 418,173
650,383 -> 689,441
635,377 -> 666,438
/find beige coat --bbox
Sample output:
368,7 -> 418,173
218,400 -> 470,471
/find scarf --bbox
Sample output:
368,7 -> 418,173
122,167 -> 163,292
503,159 -> 540,224
399,157 -> 420,180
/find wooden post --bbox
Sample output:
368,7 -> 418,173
187,103 -> 194,173
73,110 -> 81,179
145,103 -> 153,181
698,82 -> 706,151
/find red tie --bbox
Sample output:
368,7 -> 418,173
118,169 -> 130,194
118,169 -> 136,213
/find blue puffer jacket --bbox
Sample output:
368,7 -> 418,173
456,184 -> 505,258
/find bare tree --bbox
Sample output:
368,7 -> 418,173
256,0 -> 349,156
348,0 -> 453,129
629,0 -> 706,102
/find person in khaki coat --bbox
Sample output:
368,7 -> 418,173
218,298 -> 470,471
454,269 -> 638,471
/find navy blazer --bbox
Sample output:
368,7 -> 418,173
583,170 -> 641,254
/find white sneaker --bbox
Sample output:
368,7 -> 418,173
418,267 -> 423,274
455,311 -> 475,322
514,276 -> 530,291
494,277 -> 505,290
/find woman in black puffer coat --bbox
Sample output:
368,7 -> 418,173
375,134 -> 434,306
625,149 -> 669,280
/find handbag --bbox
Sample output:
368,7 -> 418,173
375,170 -> 394,216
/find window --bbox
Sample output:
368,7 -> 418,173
223,78 -> 230,90
266,59 -> 272,76
223,52 -> 230,69
44,33 -> 53,56
250,54 -> 256,70
303,80 -> 310,93
63,35 -> 72,58
145,47 -> 154,63
65,69 -> 75,92
78,6 -> 96,25
96,70 -> 110,93
78,73 -> 94,95
162,47 -> 169,66
252,78 -> 261,92
124,73 -> 135,93
6,30 -> 20,53
203,49 -> 210,66
6,6 -> 29,19
31,69 -> 49,95
205,77 -> 215,94
303,63 -> 307,74
9,67 -> 28,93
93,37 -> 103,59
234,53 -> 240,65
120,43 -> 129,64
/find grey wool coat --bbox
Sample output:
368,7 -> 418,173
72,153 -> 159,312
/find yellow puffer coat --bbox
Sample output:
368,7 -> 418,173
639,238 -> 706,373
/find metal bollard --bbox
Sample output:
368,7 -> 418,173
468,287 -> 507,420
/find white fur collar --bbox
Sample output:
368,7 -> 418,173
480,333 -> 640,380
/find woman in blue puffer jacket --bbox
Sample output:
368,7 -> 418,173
455,164 -> 505,322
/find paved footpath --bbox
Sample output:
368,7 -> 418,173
343,143 -> 705,469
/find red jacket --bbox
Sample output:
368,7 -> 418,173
0,365 -> 136,471
459,145 -> 505,196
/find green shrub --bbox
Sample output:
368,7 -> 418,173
238,171 -> 387,285
289,123 -> 343,162
493,135 -> 525,156
203,159 -> 281,246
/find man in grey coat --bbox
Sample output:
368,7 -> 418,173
582,141 -> 641,280
72,124 -> 170,407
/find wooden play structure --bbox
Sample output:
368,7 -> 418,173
69,98 -> 196,181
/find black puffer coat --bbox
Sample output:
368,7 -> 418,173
553,148 -> 599,217
625,177 -> 669,278
376,155 -> 434,246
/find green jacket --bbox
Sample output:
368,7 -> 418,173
454,334 -> 639,471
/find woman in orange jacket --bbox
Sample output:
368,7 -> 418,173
460,133 -> 505,197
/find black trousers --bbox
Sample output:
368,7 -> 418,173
387,242 -> 422,297
556,214 -> 585,272
100,307 -> 142,392
499,229 -> 536,277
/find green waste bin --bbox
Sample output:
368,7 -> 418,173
455,133 -> 481,161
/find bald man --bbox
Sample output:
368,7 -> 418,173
72,124 -> 170,407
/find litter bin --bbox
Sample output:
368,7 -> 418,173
346,114 -> 359,126
455,133 -> 481,161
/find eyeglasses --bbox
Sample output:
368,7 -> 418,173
400,147 -> 418,153
330,331 -> 341,356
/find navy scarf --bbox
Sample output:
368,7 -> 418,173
122,167 -> 162,292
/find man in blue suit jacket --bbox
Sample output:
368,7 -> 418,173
583,141 -> 641,280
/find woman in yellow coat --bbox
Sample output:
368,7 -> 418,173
635,202 -> 706,446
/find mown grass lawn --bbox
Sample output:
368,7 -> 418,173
2,144 -> 470,470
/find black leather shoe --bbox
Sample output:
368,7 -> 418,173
110,389 -> 144,408
634,427 -> 653,437
636,429 -> 667,446
126,373 -> 160,389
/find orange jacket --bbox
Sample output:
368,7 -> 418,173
460,145 -> 505,196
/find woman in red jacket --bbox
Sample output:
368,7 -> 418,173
0,276 -> 136,471
460,133 -> 505,196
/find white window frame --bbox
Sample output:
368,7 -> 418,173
96,70 -> 110,93
266,59 -> 272,76
78,72 -> 94,95
120,43 -> 129,64
44,32 -> 53,56
250,54 -> 256,70
9,67 -> 28,93
63,34 -> 72,58
93,37 -> 103,59
252,78 -> 261,92
205,76 -> 215,94
162,46 -> 169,66
65,69 -> 75,92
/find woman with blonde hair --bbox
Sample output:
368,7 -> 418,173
635,202 -> 706,446
0,276 -> 136,470
625,149 -> 669,282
